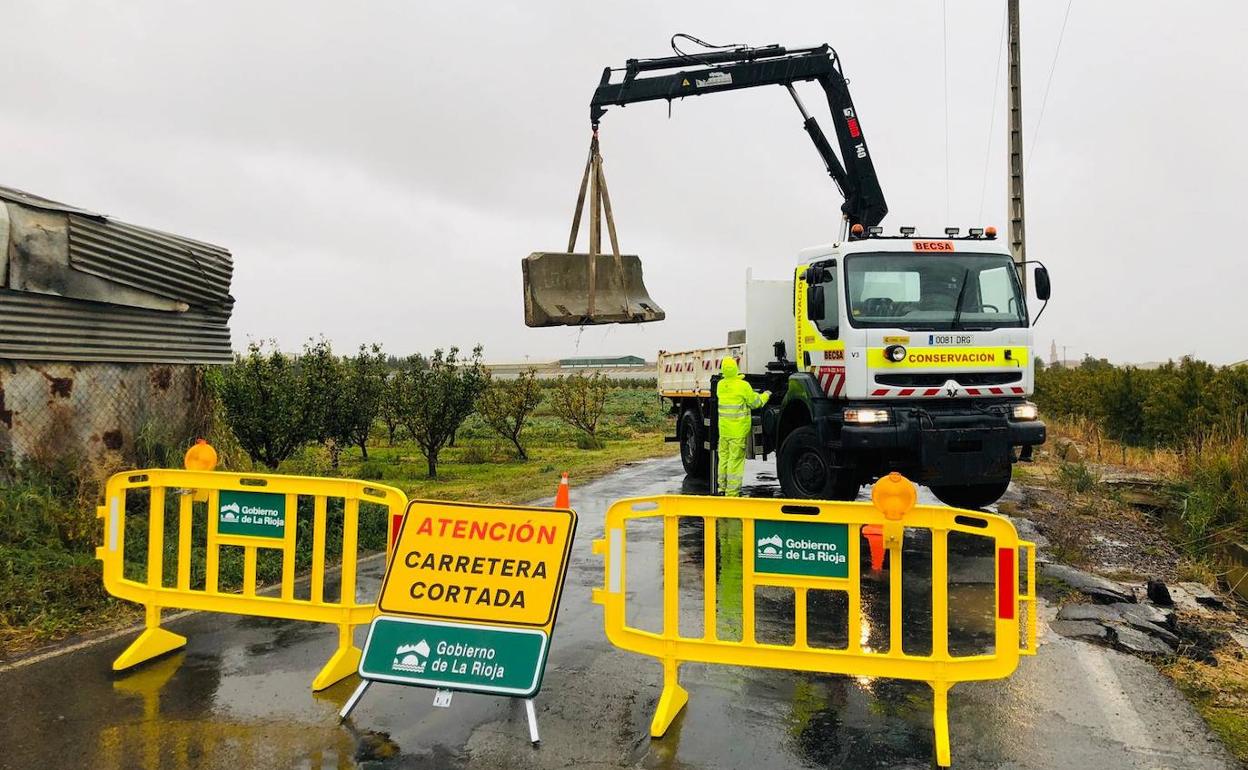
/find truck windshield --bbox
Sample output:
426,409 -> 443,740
844,252 -> 1026,330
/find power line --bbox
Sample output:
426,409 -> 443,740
1027,0 -> 1074,176
977,6 -> 1008,222
942,0 -> 951,223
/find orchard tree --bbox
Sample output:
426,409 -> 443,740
299,338 -> 350,468
214,341 -> 309,470
398,346 -> 488,478
343,344 -> 388,459
551,371 -> 610,447
379,372 -> 405,446
477,368 -> 543,460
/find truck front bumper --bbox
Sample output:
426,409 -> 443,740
832,402 -> 1046,485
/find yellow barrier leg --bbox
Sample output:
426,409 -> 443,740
112,606 -> 187,672
312,622 -> 362,692
931,680 -> 952,767
650,657 -> 689,737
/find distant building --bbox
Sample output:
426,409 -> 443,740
557,355 -> 646,368
486,355 -> 654,380
0,185 -> 233,468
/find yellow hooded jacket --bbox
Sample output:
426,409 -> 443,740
716,357 -> 768,439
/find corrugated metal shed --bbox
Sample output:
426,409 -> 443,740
0,184 -> 233,363
69,214 -> 232,306
0,289 -> 232,363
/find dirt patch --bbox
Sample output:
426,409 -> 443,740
1012,467 -> 1184,581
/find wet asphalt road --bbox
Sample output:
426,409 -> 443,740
0,457 -> 1237,769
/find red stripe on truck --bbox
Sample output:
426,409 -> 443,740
871,388 -> 889,397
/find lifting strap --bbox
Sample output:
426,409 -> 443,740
566,132 -> 625,317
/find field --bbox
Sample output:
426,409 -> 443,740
0,386 -> 676,655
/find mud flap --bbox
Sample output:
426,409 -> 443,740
522,252 -> 664,327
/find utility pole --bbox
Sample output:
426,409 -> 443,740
1007,0 -> 1027,291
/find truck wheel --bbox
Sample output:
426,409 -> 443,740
679,408 -> 710,477
778,426 -> 858,501
929,480 -> 1010,510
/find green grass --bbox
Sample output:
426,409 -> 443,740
0,387 -> 676,655
1165,652 -> 1248,764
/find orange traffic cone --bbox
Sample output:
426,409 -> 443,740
554,472 -> 570,508
864,524 -> 885,572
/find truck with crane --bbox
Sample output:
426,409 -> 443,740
528,37 -> 1050,508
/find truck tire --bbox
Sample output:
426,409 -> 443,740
778,426 -> 858,501
679,408 -> 710,477
929,480 -> 1010,510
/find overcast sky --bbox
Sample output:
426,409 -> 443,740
3,1 -> 1246,364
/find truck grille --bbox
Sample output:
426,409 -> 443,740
874,372 -> 1022,387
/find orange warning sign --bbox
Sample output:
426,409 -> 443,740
378,500 -> 576,628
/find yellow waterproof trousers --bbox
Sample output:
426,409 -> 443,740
717,435 -> 747,496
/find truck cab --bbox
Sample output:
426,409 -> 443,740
659,227 -> 1049,509
772,229 -> 1048,507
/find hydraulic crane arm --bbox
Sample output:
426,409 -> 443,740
590,41 -> 888,229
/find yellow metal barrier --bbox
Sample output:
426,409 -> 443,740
592,474 -> 1036,767
96,468 -> 408,691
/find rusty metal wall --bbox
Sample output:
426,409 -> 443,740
0,360 -> 212,468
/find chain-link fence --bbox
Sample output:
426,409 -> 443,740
0,360 -> 213,473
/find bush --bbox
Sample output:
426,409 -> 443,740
357,459 -> 388,481
1036,356 -> 1248,449
1057,461 -> 1099,494
575,434 -> 605,450
1179,434 -> 1248,551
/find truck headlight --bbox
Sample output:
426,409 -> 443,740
1011,402 -> 1039,421
884,344 -> 907,363
844,408 -> 890,425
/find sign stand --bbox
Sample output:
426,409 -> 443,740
339,499 -> 575,747
524,698 -> 540,744
339,680 -> 542,746
339,680 -> 371,721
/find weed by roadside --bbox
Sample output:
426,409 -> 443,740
1164,647 -> 1248,763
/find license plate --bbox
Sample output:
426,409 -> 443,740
927,334 -> 974,346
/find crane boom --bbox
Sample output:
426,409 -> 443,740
589,42 -> 888,228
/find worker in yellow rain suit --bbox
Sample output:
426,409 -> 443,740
716,357 -> 769,496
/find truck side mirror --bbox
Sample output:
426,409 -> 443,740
1034,266 -> 1051,301
806,284 -> 825,321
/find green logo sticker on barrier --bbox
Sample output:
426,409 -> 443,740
217,490 -> 286,539
360,616 -> 548,697
753,520 -> 849,578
